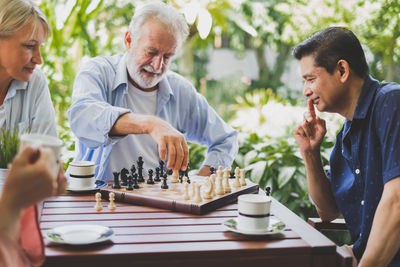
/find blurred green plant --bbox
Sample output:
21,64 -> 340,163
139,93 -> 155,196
0,128 -> 20,169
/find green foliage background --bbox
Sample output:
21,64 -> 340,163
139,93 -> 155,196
36,0 -> 400,221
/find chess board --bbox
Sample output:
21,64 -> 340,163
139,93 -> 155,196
99,176 -> 259,215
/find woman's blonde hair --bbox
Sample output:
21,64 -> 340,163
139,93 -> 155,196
0,0 -> 50,39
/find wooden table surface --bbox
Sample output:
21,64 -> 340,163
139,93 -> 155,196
39,193 -> 336,267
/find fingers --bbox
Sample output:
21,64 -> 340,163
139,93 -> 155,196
158,140 -> 167,162
56,165 -> 67,195
166,142 -> 176,170
14,146 -> 40,165
181,143 -> 189,171
307,99 -> 316,119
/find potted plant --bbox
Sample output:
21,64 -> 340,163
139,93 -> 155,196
0,128 -> 20,192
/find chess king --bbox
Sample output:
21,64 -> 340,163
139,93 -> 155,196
293,27 -> 400,266
68,2 -> 238,180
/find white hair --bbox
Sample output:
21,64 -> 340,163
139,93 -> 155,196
129,1 -> 189,48
0,0 -> 50,39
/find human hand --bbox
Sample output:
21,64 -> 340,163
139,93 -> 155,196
1,146 -> 66,212
148,117 -> 189,172
294,99 -> 327,154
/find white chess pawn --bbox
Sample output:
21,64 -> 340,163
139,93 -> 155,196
94,192 -> 102,211
203,177 -> 213,199
223,168 -> 230,180
233,167 -> 241,188
210,174 -> 217,197
171,170 -> 179,183
216,175 -> 225,195
217,166 -> 223,181
194,184 -> 202,203
224,175 -> 231,193
108,192 -> 116,211
183,177 -> 190,200
191,181 -> 197,199
240,169 -> 247,186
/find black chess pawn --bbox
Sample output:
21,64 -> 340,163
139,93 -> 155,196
147,169 -> 155,184
137,157 -> 144,182
133,173 -> 139,189
126,176 -> 134,191
210,167 -> 215,175
130,164 -> 136,176
112,172 -> 121,189
154,167 -> 161,182
120,168 -> 129,186
161,173 -> 168,189
179,170 -> 184,183
265,186 -> 271,196
159,160 -> 165,177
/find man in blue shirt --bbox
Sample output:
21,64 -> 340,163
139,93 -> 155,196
68,2 -> 238,180
293,27 -> 400,266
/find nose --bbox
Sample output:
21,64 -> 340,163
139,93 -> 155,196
303,85 -> 312,98
151,55 -> 163,71
32,47 -> 43,65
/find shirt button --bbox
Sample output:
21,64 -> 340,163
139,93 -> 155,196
355,169 -> 360,174
361,200 -> 364,205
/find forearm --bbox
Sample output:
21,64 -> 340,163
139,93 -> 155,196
359,180 -> 400,266
303,150 -> 339,221
109,113 -> 157,136
0,199 -> 22,240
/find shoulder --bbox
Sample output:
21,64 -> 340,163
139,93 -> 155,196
80,54 -> 123,75
29,68 -> 47,86
375,81 -> 400,104
165,71 -> 196,94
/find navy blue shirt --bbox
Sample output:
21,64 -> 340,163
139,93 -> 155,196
328,76 -> 400,266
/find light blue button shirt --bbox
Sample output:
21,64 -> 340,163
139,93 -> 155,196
2,68 -> 57,136
68,53 -> 238,180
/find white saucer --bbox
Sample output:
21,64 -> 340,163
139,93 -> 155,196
223,217 -> 285,235
67,180 -> 107,192
45,224 -> 114,245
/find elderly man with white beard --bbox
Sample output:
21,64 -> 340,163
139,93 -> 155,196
68,2 -> 238,181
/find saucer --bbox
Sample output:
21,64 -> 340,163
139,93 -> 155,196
223,217 -> 285,235
67,180 -> 107,192
46,224 -> 113,245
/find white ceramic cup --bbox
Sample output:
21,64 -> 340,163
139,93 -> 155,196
20,133 -> 63,176
237,194 -> 272,231
68,161 -> 96,189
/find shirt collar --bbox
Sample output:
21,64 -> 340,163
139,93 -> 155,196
4,79 -> 28,101
352,75 -> 379,120
112,53 -> 129,92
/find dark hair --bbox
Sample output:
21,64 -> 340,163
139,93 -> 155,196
292,27 -> 369,78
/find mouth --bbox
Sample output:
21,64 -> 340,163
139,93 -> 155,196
310,97 -> 320,105
24,66 -> 35,73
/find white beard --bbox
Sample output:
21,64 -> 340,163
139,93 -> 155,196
126,50 -> 166,89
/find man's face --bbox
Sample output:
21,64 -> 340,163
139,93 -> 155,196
300,55 -> 346,113
126,19 -> 177,91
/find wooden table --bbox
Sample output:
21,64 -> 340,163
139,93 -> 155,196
39,193 -> 336,267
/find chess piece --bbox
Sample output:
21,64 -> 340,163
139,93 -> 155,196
147,169 -> 155,184
133,173 -> 139,189
126,175 -> 134,190
224,175 -> 231,193
112,172 -> 121,189
233,167 -> 241,188
217,166 -> 223,181
94,192 -> 102,211
210,174 -> 217,197
171,170 -> 179,183
191,181 -> 197,199
137,156 -> 144,182
210,167 -> 215,175
185,164 -> 190,183
154,167 -> 161,182
120,168 -> 129,186
159,160 -> 165,177
240,169 -> 247,186
108,192 -> 116,211
194,184 -> 202,203
161,174 -> 169,189
183,177 -> 190,200
265,186 -> 271,196
203,177 -> 213,199
216,175 -> 224,195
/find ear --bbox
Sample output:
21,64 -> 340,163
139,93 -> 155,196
124,31 -> 132,51
336,59 -> 350,83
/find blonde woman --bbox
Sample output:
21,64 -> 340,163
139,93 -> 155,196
0,0 -> 57,136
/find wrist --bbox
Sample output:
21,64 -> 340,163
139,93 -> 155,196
0,198 -> 23,239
